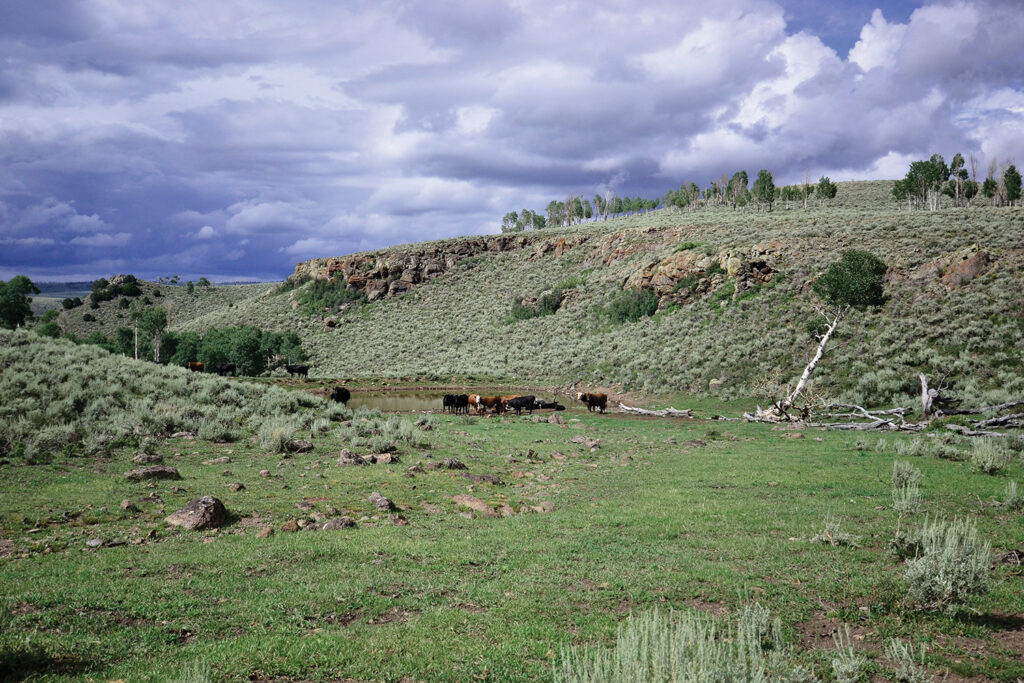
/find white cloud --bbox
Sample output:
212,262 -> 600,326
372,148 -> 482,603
848,9 -> 906,72
196,225 -> 216,239
69,232 -> 132,247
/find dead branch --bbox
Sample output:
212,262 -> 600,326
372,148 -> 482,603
946,424 -> 1006,437
617,403 -> 693,418
970,413 -> 1024,429
942,400 -> 1024,416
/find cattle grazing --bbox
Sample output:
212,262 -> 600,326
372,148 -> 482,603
467,394 -> 484,414
505,395 -> 536,416
577,392 -> 608,413
533,399 -> 566,411
329,387 -> 351,404
285,364 -> 309,378
185,361 -> 204,373
454,394 -> 469,414
213,363 -> 236,376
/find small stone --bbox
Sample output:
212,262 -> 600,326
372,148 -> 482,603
369,492 -> 394,512
228,482 -> 245,492
125,465 -> 181,481
548,414 -> 566,425
259,469 -> 271,477
532,501 -> 554,513
132,453 -> 163,464
204,456 -> 231,465
85,538 -> 104,548
322,516 -> 356,530
296,519 -> 310,529
170,431 -> 196,440
281,520 -> 300,532
296,501 -> 315,512
287,439 -> 314,453
164,497 -> 227,531
442,457 -> 467,470
119,499 -> 139,512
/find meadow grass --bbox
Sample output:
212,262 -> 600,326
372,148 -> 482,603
2,397 -> 1023,681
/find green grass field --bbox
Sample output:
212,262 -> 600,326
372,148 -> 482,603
2,389 -> 1022,681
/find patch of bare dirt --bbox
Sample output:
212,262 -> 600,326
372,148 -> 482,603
683,598 -> 730,618
794,612 -> 878,653
367,608 -> 413,626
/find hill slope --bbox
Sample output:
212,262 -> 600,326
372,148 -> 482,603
166,181 -> 1022,407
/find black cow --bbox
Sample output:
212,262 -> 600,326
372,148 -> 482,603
285,364 -> 309,378
505,395 -> 536,416
329,387 -> 350,404
443,394 -> 470,414
213,363 -> 237,376
533,399 -> 566,411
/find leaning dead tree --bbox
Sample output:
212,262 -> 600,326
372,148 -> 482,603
747,250 -> 887,424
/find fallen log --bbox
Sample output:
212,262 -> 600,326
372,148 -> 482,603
971,413 -> 1024,429
940,400 -> 1024,416
946,424 -> 1005,437
617,403 -> 694,418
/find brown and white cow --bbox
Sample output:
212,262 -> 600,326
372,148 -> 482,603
576,392 -> 608,413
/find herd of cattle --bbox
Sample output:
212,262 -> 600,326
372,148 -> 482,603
443,392 -> 608,415
181,359 -> 609,415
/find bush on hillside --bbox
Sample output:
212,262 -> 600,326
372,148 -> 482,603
813,250 -> 887,309
600,287 -> 659,324
298,278 -> 367,314
510,289 -> 563,322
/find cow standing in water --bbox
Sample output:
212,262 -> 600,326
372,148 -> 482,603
330,387 -> 350,404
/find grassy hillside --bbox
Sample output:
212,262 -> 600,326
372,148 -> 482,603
55,281 -> 269,341
165,180 -> 1023,410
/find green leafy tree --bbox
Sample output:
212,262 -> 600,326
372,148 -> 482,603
185,281 -> 195,294
816,176 -> 838,205
169,331 -> 202,366
501,211 -> 522,233
752,169 -> 776,212
1004,165 -> 1022,206
135,307 -> 168,362
727,171 -> 749,209
197,277 -> 211,288
0,275 -> 40,329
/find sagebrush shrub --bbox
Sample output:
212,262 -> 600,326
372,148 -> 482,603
554,604 -> 811,683
811,515 -> 860,548
903,517 -> 990,613
831,626 -> 867,683
970,438 -> 1012,474
885,639 -> 933,683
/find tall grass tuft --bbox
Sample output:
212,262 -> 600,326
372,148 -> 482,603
885,639 -> 933,683
892,461 -> 922,516
903,517 -> 990,613
1004,480 -> 1022,511
554,604 -> 812,683
831,626 -> 867,683
811,515 -> 860,548
257,417 -> 298,453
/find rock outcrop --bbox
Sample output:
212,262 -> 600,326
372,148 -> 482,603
165,496 -> 226,531
289,233 -> 578,303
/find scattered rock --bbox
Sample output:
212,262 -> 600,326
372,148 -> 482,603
204,456 -> 231,465
119,499 -> 139,512
548,414 -> 566,425
281,520 -> 300,532
322,517 -> 356,530
531,501 -> 555,514
452,494 -> 498,518
570,435 -> 601,449
125,466 -> 181,481
170,431 -> 196,440
255,527 -> 273,539
420,502 -> 443,515
164,497 -> 227,531
228,482 -> 245,492
461,472 -> 503,485
132,453 -> 163,464
369,492 -> 394,512
259,469 -> 271,477
296,501 -> 315,512
441,457 -> 467,470
374,453 -> 398,465
85,538 -> 104,548
337,451 -> 368,466
287,439 -> 314,454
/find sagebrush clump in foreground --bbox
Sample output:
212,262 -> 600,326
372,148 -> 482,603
903,517 -> 991,613
554,604 -> 813,682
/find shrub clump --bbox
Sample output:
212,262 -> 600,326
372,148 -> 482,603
970,438 -> 1012,474
811,515 -> 860,548
599,287 -> 659,325
297,278 -> 367,314
554,603 -> 810,683
903,517 -> 990,613
510,289 -> 563,322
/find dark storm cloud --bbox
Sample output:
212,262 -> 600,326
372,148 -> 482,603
1,0 -> 1022,281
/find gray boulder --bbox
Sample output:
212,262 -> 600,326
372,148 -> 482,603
165,496 -> 226,531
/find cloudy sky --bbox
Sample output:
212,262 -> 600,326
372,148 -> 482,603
1,0 -> 1022,282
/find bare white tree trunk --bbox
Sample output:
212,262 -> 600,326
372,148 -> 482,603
777,307 -> 844,413
920,373 -> 932,419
